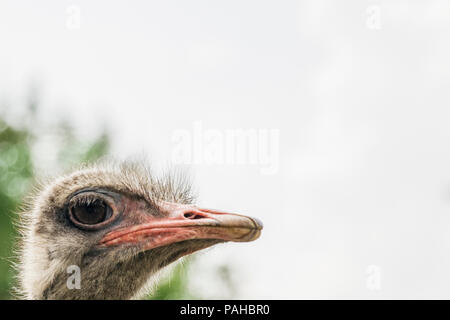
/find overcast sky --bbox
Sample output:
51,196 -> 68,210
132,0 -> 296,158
2,0 -> 450,298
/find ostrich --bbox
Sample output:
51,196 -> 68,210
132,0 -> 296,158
14,161 -> 262,300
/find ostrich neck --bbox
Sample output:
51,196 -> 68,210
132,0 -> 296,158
38,252 -> 157,300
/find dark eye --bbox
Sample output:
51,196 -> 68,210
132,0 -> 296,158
70,201 -> 112,225
68,190 -> 123,230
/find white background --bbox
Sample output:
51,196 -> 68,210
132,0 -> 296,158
2,0 -> 450,298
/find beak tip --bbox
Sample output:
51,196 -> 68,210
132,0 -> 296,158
250,217 -> 264,230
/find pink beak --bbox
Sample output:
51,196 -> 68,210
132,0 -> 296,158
98,201 -> 263,251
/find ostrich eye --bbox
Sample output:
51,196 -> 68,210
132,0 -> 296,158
70,200 -> 112,226
68,190 -> 122,230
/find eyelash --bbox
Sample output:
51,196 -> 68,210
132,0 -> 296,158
71,196 -> 105,207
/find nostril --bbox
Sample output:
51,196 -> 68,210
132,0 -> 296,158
184,212 -> 194,219
183,212 -> 204,220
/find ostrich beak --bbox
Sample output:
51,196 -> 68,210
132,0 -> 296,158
98,201 -> 263,251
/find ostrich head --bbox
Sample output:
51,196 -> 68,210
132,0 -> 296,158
15,161 -> 262,299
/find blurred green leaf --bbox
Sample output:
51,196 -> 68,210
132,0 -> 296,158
146,257 -> 200,300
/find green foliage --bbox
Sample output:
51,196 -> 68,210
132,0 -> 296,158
57,123 -> 110,167
147,258 -> 199,300
0,118 -> 33,300
147,259 -> 237,300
